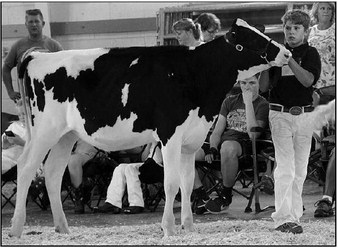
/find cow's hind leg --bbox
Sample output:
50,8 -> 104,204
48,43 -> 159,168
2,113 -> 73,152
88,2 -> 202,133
10,139 -> 55,237
161,145 -> 181,237
44,132 -> 78,234
179,152 -> 195,232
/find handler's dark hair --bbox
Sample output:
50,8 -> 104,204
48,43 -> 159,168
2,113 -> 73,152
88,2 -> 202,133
281,9 -> 311,30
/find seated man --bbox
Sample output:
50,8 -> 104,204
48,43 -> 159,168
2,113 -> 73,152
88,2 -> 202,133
314,136 -> 335,218
95,142 -> 163,214
192,84 -> 245,215
203,74 -> 269,214
2,100 -> 26,175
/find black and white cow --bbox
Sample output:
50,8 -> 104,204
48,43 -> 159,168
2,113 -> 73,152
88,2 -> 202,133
10,19 -> 291,238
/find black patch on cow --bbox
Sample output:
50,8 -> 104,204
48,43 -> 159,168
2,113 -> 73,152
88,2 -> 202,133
33,79 -> 46,112
23,68 -> 35,125
24,35 -> 271,145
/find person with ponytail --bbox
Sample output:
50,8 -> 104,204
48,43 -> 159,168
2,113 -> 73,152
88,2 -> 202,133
172,18 -> 203,47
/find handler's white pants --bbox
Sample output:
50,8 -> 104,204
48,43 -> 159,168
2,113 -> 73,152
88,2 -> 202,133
105,163 -> 144,208
269,111 -> 313,228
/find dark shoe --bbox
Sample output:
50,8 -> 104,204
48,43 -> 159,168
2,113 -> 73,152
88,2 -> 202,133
29,176 -> 46,200
260,175 -> 274,195
74,200 -> 85,214
71,186 -> 85,214
193,187 -> 210,215
194,197 -> 209,215
123,206 -> 144,214
275,222 -> 303,234
314,198 -> 334,217
205,196 -> 231,214
95,202 -> 121,214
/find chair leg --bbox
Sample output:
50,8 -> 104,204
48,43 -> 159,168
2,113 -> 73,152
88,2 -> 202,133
244,188 -> 255,213
2,182 -> 17,209
249,133 -> 275,214
149,186 -> 165,212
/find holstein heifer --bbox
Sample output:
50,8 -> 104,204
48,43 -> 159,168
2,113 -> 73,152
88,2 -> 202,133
10,19 -> 291,237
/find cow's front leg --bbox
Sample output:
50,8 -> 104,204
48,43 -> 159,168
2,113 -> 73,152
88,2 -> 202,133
44,132 -> 77,234
161,144 -> 181,237
179,152 -> 195,232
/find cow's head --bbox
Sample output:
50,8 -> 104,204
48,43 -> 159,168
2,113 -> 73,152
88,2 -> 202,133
226,18 -> 291,67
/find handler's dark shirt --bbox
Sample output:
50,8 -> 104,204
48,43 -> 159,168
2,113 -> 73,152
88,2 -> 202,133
269,42 -> 321,108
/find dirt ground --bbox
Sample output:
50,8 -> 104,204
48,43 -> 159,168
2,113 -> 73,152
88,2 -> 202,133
1,179 -> 335,230
1,180 -> 336,246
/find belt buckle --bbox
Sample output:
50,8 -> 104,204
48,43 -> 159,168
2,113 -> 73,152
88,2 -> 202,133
289,106 -> 302,115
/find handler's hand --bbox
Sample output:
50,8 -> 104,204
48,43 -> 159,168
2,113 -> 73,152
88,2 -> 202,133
205,147 -> 218,164
205,154 -> 214,164
242,90 -> 253,105
9,91 -> 21,102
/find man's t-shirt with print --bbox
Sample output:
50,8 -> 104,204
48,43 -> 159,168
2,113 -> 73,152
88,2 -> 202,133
219,93 -> 269,138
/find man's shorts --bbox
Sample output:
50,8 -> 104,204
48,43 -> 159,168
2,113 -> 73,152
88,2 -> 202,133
219,129 -> 253,170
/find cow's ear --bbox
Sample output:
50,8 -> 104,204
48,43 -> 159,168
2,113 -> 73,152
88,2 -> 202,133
225,29 -> 236,45
253,24 -> 265,34
231,18 -> 239,28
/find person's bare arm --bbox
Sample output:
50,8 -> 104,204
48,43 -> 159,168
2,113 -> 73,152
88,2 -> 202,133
2,63 -> 20,101
205,115 -> 226,163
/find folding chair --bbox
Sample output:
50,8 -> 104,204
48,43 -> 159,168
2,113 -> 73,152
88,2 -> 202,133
61,149 -> 118,210
244,126 -> 275,213
139,156 -> 165,212
2,112 -> 19,209
1,112 -> 19,134
307,125 -> 335,187
2,166 -> 17,208
194,126 -> 275,213
141,182 -> 165,212
2,166 -> 50,210
28,175 -> 50,210
83,150 -> 118,208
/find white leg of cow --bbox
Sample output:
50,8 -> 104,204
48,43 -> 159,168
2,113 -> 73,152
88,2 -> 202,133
179,152 -> 195,232
10,139 -> 54,238
44,132 -> 78,234
161,144 -> 181,237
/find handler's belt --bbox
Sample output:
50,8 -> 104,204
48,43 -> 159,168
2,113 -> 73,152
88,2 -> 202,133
269,104 -> 314,116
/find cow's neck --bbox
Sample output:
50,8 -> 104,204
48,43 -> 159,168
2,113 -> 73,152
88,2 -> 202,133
192,39 -> 243,121
190,37 -> 269,122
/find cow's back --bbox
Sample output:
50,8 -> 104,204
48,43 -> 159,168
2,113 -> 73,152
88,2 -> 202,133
24,46 -> 202,147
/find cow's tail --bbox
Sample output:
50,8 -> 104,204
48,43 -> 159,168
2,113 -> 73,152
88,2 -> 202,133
18,54 -> 34,142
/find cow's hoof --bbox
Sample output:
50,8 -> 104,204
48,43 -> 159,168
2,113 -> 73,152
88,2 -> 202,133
9,229 -> 22,238
181,224 -> 194,232
162,227 -> 175,237
55,225 -> 70,234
